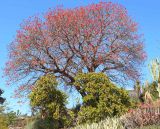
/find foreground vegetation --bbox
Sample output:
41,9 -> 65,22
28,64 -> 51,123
71,118 -> 124,129
1,1 -> 160,129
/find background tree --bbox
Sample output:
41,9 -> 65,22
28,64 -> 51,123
129,81 -> 143,104
29,74 -> 73,128
74,72 -> 133,124
0,89 -> 5,104
5,2 -> 146,97
134,81 -> 141,98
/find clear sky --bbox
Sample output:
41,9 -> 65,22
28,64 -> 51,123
0,0 -> 160,114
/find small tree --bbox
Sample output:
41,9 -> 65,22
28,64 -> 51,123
74,72 -> 133,124
29,74 -> 70,128
134,81 -> 141,98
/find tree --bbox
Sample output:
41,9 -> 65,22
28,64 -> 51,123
134,81 -> 141,98
29,74 -> 72,128
5,2 -> 146,97
74,72 -> 133,123
0,89 -> 5,104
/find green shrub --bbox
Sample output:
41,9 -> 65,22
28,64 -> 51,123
29,74 -> 74,128
74,72 -> 133,124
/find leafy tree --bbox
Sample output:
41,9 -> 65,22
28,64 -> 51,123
74,72 -> 133,124
5,2 -> 146,98
29,74 -> 73,128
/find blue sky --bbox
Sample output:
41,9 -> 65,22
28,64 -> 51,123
0,0 -> 160,114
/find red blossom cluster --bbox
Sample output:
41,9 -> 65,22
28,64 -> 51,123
4,2 -> 146,97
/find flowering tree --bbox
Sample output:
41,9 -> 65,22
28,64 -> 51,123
5,2 -> 146,97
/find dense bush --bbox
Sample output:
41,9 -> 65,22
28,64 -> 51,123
74,72 -> 133,124
29,74 -> 74,128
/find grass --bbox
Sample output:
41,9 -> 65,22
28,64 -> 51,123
71,117 -> 124,129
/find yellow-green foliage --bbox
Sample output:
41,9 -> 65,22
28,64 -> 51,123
71,117 -> 124,129
29,74 -> 72,128
74,72 -> 133,124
